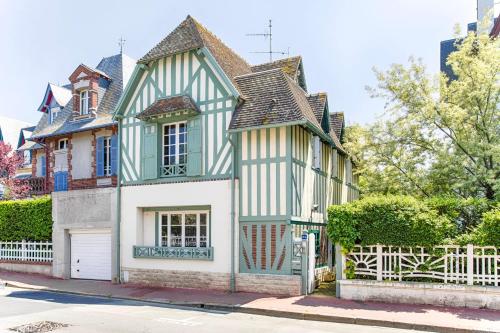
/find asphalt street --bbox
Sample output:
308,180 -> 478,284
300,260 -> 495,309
0,286 -> 427,333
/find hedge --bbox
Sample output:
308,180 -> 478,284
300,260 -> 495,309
327,195 -> 455,249
0,196 -> 53,241
457,208 -> 500,247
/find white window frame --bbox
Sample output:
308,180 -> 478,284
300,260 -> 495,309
159,211 -> 209,248
102,136 -> 112,176
50,107 -> 60,124
80,90 -> 89,115
162,122 -> 187,166
57,138 -> 68,150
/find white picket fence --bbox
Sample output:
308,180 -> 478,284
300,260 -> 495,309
0,241 -> 53,263
345,244 -> 500,286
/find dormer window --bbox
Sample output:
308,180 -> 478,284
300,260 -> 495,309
80,90 -> 89,115
50,107 -> 60,124
57,138 -> 68,150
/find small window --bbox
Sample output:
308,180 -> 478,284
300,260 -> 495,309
57,138 -> 68,150
103,136 -> 111,176
160,211 -> 209,248
23,150 -> 31,165
162,122 -> 187,166
50,107 -> 60,124
80,90 -> 89,115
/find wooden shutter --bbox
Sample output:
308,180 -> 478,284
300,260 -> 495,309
96,136 -> 104,177
110,135 -> 118,176
141,123 -> 158,180
186,116 -> 202,176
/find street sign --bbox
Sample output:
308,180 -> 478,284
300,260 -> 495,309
301,233 -> 308,240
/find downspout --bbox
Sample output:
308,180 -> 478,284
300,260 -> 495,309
227,133 -> 236,292
115,119 -> 123,283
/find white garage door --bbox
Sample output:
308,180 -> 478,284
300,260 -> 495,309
70,232 -> 111,280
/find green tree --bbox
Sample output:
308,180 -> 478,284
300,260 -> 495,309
348,28 -> 499,199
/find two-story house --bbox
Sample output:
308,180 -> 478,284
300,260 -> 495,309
28,52 -> 135,281
114,16 -> 359,295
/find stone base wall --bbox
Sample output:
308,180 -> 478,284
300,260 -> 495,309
235,273 -> 302,296
122,268 -> 303,296
0,261 -> 52,276
339,279 -> 500,310
122,268 -> 231,290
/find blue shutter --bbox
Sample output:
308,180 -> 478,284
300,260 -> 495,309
141,123 -> 158,180
96,136 -> 104,177
40,155 -> 46,177
110,135 -> 118,176
54,171 -> 68,192
186,117 -> 202,176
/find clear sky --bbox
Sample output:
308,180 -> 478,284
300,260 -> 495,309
0,0 -> 476,126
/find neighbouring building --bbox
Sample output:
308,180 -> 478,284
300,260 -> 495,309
16,125 -> 37,180
28,53 -> 135,281
114,16 -> 359,295
440,0 -> 499,78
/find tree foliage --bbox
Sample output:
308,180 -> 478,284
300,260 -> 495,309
0,142 -> 29,200
346,28 -> 499,200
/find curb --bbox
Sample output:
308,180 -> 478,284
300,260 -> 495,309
3,281 -> 494,333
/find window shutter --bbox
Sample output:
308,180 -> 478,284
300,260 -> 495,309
54,171 -> 67,191
313,136 -> 321,169
96,136 -> 104,177
110,135 -> 118,176
40,155 -> 46,177
141,123 -> 158,180
62,171 -> 68,191
186,116 -> 202,176
54,172 -> 59,191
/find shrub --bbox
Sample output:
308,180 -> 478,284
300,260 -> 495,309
457,208 -> 500,246
327,195 -> 455,249
425,197 -> 492,234
0,196 -> 52,241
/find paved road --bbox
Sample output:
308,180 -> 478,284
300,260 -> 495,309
0,287 -> 426,333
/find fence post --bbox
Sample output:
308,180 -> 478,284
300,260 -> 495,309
376,244 -> 383,281
301,232 -> 309,295
335,243 -> 345,298
467,244 -> 474,286
21,239 -> 27,261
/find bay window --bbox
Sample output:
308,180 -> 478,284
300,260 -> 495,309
160,211 -> 208,248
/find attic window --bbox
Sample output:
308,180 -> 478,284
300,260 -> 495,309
80,90 -> 89,115
50,107 -> 60,124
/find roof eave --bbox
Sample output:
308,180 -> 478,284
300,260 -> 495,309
228,120 -> 307,133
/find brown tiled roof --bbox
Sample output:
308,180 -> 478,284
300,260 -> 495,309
229,68 -> 321,131
306,93 -> 327,124
135,95 -> 199,120
330,112 -> 344,143
139,15 -> 252,94
251,56 -> 302,80
490,14 -> 500,37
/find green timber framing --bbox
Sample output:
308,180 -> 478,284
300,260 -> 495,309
113,42 -> 360,278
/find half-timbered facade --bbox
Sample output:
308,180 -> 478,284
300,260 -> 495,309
114,16 -> 359,294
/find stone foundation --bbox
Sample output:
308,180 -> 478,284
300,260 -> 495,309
0,261 -> 52,276
235,273 -> 302,296
121,268 -> 303,296
122,268 -> 231,290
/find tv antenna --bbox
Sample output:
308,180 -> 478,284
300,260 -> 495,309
118,37 -> 126,54
246,19 -> 289,62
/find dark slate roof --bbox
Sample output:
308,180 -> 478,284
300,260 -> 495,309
251,56 -> 302,80
306,93 -> 327,124
136,95 -> 200,120
31,53 -> 136,139
229,68 -> 321,132
139,15 -> 251,94
330,112 -> 344,143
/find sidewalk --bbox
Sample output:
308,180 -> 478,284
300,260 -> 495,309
1,271 -> 499,333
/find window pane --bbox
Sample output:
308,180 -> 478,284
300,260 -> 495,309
200,214 -> 207,225
185,226 -> 197,247
200,226 -> 207,247
161,215 -> 168,246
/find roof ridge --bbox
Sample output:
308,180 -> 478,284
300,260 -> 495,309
188,15 -> 251,68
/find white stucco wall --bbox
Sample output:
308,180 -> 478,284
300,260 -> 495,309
121,179 -> 238,274
71,131 -> 93,179
53,150 -> 68,172
36,151 -> 45,177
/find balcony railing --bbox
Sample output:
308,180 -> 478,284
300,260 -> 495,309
28,177 -> 48,196
161,164 -> 186,177
133,245 -> 213,260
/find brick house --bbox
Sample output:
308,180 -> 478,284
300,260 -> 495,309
27,53 -> 135,280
